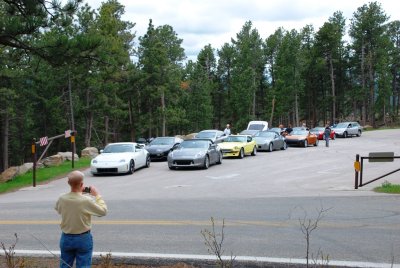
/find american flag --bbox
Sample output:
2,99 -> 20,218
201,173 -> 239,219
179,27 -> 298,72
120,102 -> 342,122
39,136 -> 48,146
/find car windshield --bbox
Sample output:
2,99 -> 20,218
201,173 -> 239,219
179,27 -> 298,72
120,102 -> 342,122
150,137 -> 174,145
291,130 -> 308,135
335,123 -> 348,128
196,132 -> 215,139
248,124 -> 266,130
269,128 -> 281,133
255,132 -> 275,138
225,136 -> 246,142
310,127 -> 323,132
103,144 -> 134,153
180,140 -> 209,149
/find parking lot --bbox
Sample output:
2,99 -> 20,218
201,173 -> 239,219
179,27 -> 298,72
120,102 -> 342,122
0,129 -> 400,264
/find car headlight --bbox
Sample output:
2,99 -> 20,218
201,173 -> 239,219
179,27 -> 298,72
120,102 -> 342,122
119,159 -> 126,163
92,160 -> 97,164
195,152 -> 205,158
234,146 -> 240,150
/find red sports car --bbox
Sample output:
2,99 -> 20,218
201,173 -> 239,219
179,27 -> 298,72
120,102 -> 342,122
310,127 -> 335,140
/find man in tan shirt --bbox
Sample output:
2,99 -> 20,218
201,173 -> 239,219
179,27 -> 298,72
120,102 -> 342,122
55,170 -> 107,268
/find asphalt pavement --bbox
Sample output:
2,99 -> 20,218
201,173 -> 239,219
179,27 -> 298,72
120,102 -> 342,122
1,129 -> 400,266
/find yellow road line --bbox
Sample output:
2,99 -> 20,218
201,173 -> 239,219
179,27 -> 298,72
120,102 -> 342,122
0,219 -> 398,230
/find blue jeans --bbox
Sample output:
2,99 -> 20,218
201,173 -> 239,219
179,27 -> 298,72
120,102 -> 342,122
60,232 -> 93,268
325,136 -> 330,147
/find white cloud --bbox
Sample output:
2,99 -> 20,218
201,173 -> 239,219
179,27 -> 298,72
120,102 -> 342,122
85,0 -> 400,61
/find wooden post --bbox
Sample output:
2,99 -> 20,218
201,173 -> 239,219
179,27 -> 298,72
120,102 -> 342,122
71,131 -> 76,169
32,139 -> 37,187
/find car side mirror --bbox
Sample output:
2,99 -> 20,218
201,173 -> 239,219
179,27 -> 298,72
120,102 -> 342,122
172,144 -> 180,150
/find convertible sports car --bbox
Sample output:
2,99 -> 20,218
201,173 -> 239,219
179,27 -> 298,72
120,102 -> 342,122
194,129 -> 226,143
219,135 -> 257,158
90,142 -> 150,175
254,131 -> 287,152
310,127 -> 335,140
285,129 -> 319,147
145,136 -> 183,160
167,139 -> 222,170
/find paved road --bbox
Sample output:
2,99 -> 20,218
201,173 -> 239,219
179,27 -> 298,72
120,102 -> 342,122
1,129 -> 400,264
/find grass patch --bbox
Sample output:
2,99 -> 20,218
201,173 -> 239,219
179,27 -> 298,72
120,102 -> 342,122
374,181 -> 400,194
0,157 -> 91,194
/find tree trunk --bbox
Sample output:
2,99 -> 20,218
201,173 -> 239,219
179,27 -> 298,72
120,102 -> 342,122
84,112 -> 93,147
104,116 -> 109,145
161,89 -> 166,136
269,96 -> 275,124
368,50 -> 375,128
252,67 -> 256,118
2,111 -> 9,171
68,71 -> 76,153
84,88 -> 92,147
295,93 -> 299,126
361,43 -> 367,125
329,53 -> 336,124
128,97 -> 135,142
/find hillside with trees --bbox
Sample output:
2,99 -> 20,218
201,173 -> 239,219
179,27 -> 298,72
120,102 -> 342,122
1,0 -> 399,171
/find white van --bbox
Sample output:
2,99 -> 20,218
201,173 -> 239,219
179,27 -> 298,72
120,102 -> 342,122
247,121 -> 268,131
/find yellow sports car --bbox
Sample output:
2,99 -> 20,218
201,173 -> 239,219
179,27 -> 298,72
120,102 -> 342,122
219,135 -> 257,158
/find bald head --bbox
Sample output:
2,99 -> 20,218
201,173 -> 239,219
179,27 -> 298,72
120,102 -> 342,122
68,170 -> 84,190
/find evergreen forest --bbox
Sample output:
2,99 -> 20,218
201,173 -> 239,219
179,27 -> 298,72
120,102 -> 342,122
1,0 -> 400,171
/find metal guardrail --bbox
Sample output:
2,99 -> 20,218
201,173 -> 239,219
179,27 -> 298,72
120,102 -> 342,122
354,152 -> 400,189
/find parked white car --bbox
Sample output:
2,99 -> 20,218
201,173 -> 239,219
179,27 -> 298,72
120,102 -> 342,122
90,142 -> 150,175
333,122 -> 362,138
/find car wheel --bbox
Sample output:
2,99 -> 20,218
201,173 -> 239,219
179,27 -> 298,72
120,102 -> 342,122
145,155 -> 151,168
238,148 -> 245,159
216,151 -> 223,164
268,143 -> 273,152
303,140 -> 308,148
251,146 -> 257,156
128,160 -> 135,174
357,130 -> 361,137
281,141 -> 287,150
343,131 -> 348,138
203,155 -> 210,169
314,139 -> 319,146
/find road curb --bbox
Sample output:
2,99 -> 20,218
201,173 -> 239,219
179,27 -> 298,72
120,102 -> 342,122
14,250 -> 400,268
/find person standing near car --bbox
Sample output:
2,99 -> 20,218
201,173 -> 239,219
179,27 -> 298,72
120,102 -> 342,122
55,170 -> 107,268
324,124 -> 331,147
224,123 -> 231,136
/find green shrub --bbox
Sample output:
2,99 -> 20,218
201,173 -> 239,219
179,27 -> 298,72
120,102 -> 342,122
374,181 -> 400,194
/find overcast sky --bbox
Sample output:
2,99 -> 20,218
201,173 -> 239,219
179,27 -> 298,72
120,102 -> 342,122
85,0 -> 399,61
